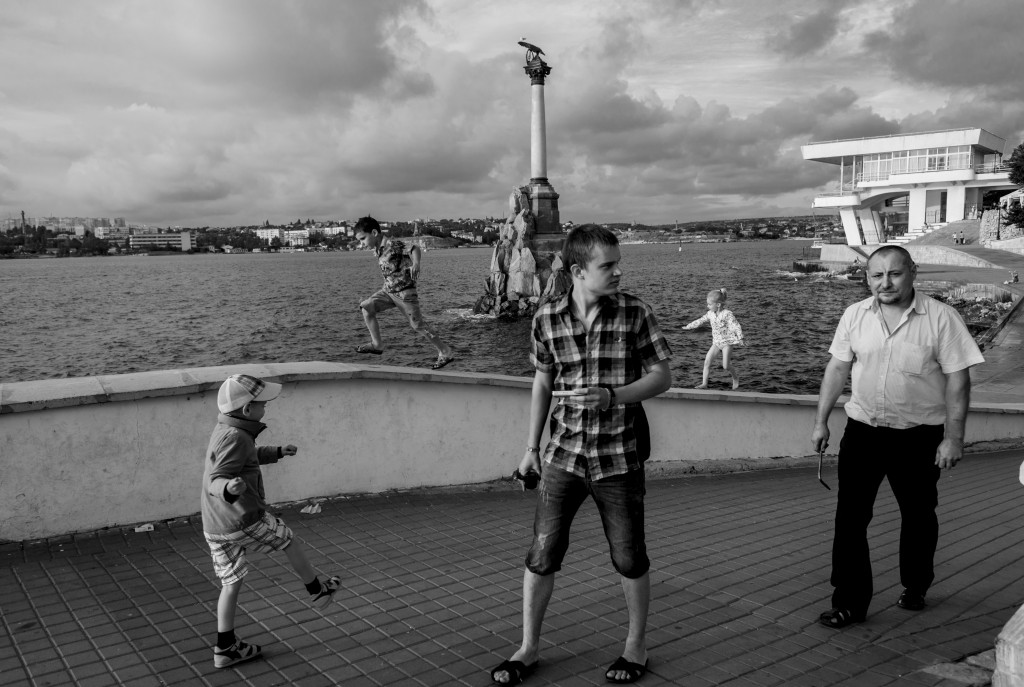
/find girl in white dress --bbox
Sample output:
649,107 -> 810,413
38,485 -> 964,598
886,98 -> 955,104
682,288 -> 744,389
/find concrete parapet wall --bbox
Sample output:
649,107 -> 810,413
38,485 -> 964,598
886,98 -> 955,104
986,236 -> 1024,256
2,363 -> 1022,541
821,244 -> 998,268
905,245 -> 999,267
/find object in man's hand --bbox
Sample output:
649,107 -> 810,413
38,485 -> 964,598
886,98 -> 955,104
513,469 -> 540,490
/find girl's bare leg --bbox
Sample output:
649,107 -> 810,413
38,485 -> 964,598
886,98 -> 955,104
722,345 -> 739,389
696,345 -> 718,388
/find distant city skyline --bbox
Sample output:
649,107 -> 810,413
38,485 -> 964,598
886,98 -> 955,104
2,0 -> 1022,228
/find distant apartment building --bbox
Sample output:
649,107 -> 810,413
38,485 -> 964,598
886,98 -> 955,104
802,127 -> 1014,246
95,226 -> 130,241
283,229 -> 309,247
255,228 -> 282,242
320,225 -> 348,236
129,231 -> 195,251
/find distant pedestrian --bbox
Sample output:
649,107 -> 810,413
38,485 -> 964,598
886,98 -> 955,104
201,374 -> 341,669
811,246 -> 983,629
353,215 -> 456,370
490,225 -> 672,686
682,288 -> 744,389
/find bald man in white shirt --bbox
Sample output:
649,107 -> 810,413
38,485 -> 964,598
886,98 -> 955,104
811,245 -> 984,629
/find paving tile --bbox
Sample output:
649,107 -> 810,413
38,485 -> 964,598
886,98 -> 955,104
4,451 -> 1024,685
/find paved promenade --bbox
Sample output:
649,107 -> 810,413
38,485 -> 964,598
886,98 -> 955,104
3,447 -> 1024,687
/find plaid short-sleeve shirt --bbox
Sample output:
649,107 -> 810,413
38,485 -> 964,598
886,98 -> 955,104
531,289 -> 672,480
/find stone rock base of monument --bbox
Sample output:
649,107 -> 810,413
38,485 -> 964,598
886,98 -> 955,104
473,242 -> 572,319
474,187 -> 571,318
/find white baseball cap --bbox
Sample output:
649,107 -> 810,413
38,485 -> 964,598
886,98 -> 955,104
217,374 -> 283,413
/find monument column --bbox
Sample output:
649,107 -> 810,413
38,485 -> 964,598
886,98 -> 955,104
521,43 -> 561,245
530,70 -> 547,181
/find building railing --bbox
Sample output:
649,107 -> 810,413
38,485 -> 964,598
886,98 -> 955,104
858,163 -> 981,183
976,162 -> 1010,174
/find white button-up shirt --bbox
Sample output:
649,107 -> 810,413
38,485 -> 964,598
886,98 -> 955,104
829,291 -> 984,429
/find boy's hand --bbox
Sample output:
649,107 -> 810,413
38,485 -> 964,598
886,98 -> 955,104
410,262 -> 421,280
518,450 -> 542,478
555,388 -> 607,409
226,477 -> 247,496
281,445 -> 298,457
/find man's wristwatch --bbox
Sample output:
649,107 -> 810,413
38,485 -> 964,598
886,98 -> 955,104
605,386 -> 616,409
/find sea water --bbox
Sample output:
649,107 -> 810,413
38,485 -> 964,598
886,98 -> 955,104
0,241 -> 865,393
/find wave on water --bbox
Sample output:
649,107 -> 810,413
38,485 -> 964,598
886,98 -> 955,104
448,307 -> 495,320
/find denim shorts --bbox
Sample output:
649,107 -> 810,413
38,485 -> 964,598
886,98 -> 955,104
525,466 -> 649,579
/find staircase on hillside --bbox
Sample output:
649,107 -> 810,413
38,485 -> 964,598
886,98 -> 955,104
900,219 -> 980,247
886,223 -> 944,245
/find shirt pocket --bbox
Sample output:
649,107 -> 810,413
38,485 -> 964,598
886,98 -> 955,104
895,342 -> 930,375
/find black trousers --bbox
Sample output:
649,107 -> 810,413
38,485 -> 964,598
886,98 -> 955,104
830,419 -> 943,616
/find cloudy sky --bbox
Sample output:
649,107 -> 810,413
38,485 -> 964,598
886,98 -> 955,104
2,0 -> 1022,228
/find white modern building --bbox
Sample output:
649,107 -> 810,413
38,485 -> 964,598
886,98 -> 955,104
802,128 -> 1014,246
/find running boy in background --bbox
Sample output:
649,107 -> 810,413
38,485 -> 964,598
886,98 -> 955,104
201,374 -> 341,669
353,215 -> 456,370
682,288 -> 744,390
491,225 -> 672,686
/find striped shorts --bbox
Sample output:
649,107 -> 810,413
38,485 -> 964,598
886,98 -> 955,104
204,512 -> 293,586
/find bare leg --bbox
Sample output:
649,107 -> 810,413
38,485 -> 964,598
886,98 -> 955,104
695,345 -> 718,388
415,321 -> 453,358
722,344 -> 739,389
359,300 -> 384,350
217,581 -> 242,633
607,572 -> 650,681
493,570 -> 554,684
284,538 -> 317,586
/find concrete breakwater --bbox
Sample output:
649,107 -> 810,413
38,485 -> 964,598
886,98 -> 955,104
2,362 -> 1022,542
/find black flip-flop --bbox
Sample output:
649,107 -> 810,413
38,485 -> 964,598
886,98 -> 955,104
605,656 -> 648,684
356,344 -> 383,355
490,659 -> 538,685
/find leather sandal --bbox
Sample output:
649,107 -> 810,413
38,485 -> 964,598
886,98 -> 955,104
818,607 -> 865,629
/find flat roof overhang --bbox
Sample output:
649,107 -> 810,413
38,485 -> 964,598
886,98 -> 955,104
812,194 -> 861,208
801,128 -> 1005,165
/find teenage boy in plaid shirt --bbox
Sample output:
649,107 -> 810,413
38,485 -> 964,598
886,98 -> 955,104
491,225 -> 672,686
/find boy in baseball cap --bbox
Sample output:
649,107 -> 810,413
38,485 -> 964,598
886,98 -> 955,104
201,374 -> 340,669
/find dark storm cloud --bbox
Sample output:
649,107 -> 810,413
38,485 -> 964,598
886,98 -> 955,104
899,99 -> 1024,152
0,0 -> 432,112
163,0 -> 434,108
553,77 -> 898,201
765,0 -> 857,58
864,0 -> 1024,95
